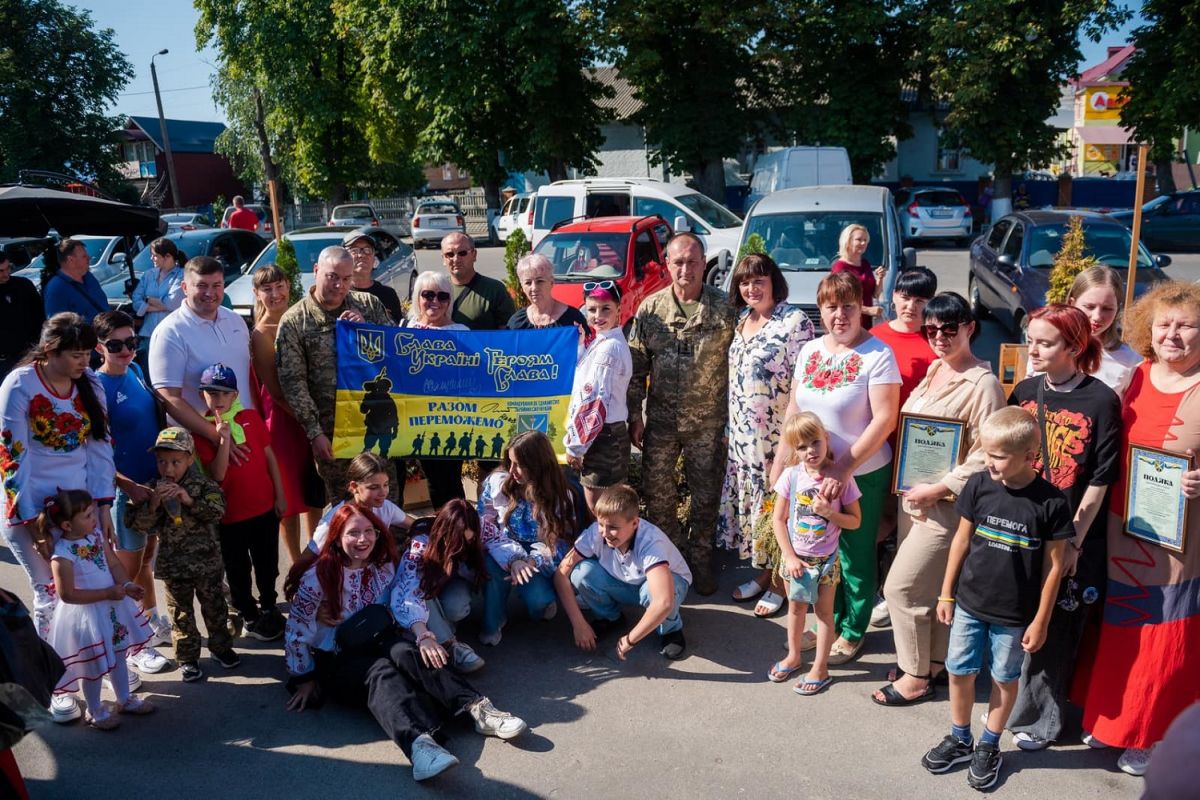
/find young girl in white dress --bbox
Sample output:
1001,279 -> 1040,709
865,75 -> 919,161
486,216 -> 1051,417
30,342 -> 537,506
44,489 -> 155,729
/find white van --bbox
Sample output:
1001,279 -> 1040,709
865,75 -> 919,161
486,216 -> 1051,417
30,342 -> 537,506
747,147 -> 853,209
531,178 -> 743,280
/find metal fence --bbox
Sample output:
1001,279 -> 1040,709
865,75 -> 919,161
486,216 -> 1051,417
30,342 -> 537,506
283,188 -> 491,238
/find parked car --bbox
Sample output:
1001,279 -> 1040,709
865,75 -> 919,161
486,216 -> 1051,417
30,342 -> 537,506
17,235 -> 138,289
410,197 -> 466,248
531,178 -> 743,284
102,228 -> 268,309
530,215 -> 673,327
968,210 -> 1170,336
329,203 -> 380,227
1109,189 -> 1200,253
895,187 -> 973,245
0,236 -> 51,268
726,185 -> 913,325
746,146 -> 853,208
226,225 -> 416,321
162,212 -> 213,233
493,192 -> 535,243
220,203 -> 274,237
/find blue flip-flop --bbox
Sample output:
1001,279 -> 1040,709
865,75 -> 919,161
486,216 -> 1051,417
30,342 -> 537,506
794,676 -> 833,696
768,661 -> 802,683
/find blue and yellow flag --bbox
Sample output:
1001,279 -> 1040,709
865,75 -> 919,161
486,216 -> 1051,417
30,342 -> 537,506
333,321 -> 577,461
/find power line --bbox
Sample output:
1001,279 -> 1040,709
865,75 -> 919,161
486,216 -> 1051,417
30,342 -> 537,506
119,84 -> 210,97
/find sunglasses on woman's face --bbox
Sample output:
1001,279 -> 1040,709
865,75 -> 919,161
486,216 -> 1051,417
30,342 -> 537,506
420,290 -> 451,303
103,336 -> 140,354
922,323 -> 960,340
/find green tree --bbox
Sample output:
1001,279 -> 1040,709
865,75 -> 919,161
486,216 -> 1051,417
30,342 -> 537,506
1119,0 -> 1200,194
349,0 -> 610,209
1046,216 -> 1097,304
504,228 -> 532,308
0,0 -> 133,191
924,0 -> 1128,208
737,233 -> 767,261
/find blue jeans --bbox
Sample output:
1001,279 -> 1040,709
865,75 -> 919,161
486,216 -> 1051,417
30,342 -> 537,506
569,558 -> 688,635
482,554 -> 556,636
112,488 -> 148,552
425,577 -> 473,643
945,605 -> 1027,684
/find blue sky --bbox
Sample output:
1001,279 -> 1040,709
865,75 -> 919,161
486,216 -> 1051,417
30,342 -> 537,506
81,0 -> 1145,126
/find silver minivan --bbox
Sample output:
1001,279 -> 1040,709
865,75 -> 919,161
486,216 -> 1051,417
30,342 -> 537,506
723,185 -> 916,324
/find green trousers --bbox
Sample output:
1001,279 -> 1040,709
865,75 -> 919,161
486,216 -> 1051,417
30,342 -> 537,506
834,463 -> 892,642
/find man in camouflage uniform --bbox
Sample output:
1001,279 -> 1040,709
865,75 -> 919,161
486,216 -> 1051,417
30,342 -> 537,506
126,427 -> 238,679
275,246 -> 398,505
628,233 -> 735,596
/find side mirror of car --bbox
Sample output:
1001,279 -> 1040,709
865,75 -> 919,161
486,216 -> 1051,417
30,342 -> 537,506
673,215 -> 691,233
1156,253 -> 1172,268
997,253 -> 1017,270
110,252 -> 126,265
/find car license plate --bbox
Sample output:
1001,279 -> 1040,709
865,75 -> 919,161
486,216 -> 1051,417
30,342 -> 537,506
430,218 -> 450,228
929,208 -> 953,218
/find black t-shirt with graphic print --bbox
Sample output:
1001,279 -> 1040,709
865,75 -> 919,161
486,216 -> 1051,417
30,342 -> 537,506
954,471 -> 1074,627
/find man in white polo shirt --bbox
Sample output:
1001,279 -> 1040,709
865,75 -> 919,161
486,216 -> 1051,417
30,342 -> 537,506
554,484 -> 692,661
149,256 -> 255,452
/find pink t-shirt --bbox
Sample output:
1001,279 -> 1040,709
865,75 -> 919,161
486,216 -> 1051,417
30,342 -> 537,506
773,465 -> 861,558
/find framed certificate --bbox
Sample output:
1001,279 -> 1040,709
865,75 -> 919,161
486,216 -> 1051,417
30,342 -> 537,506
892,413 -> 966,495
1125,444 -> 1190,553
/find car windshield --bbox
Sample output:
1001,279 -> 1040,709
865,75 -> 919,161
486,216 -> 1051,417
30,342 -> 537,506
1026,223 -> 1154,269
80,239 -> 112,263
914,191 -> 965,207
162,214 -> 191,223
533,233 -> 628,282
336,206 -> 374,219
742,211 -> 885,271
252,236 -> 344,273
417,203 -> 459,215
676,193 -> 742,228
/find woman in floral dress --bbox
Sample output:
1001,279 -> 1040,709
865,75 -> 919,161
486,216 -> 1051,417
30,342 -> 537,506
717,254 -> 814,617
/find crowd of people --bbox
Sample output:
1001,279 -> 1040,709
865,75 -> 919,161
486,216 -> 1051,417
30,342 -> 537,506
0,222 -> 1197,790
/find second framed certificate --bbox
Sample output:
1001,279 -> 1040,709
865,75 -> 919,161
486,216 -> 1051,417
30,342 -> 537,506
892,413 -> 966,495
1125,444 -> 1190,553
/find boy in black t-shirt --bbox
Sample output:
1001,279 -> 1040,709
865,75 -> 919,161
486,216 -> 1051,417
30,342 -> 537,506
921,407 -> 1072,791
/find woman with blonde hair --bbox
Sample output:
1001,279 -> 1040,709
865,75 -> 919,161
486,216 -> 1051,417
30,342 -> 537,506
407,271 -> 468,330
831,224 -> 886,326
507,253 -> 588,330
1060,266 -> 1142,397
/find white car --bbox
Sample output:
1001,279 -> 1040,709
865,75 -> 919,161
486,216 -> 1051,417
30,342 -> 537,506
411,198 -> 466,248
14,235 -> 134,288
493,193 -> 535,243
531,178 -> 743,283
895,187 -> 973,245
161,212 -> 213,232
727,185 -> 916,325
329,203 -> 380,227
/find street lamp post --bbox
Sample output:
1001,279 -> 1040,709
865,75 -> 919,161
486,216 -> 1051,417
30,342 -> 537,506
150,49 -> 182,209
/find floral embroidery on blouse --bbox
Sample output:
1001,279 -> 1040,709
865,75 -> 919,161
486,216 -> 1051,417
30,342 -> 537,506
0,430 -> 23,515
109,606 -> 129,647
800,350 -> 863,393
27,394 -> 91,451
70,539 -> 107,570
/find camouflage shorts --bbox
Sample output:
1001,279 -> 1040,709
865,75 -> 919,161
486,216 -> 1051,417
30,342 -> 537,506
579,422 -> 630,489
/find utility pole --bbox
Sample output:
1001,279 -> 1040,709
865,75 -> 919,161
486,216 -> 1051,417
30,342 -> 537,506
151,49 -> 182,209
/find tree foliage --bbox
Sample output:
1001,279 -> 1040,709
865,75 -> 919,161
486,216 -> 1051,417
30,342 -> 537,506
923,0 -> 1128,202
504,228 -> 531,308
1046,216 -> 1098,304
1119,0 -> 1200,192
0,0 -> 133,190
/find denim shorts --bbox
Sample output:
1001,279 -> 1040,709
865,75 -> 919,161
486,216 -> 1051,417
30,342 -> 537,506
945,605 -> 1026,683
112,488 -> 152,552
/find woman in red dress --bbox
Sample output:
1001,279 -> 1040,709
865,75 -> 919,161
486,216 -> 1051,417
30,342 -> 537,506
1081,282 -> 1200,777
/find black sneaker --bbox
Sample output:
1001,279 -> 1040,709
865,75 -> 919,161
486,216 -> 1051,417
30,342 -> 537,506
588,612 -> 624,639
658,630 -> 686,660
246,613 -> 283,642
212,649 -> 241,669
922,735 -> 974,773
967,741 -> 1003,791
228,614 -> 244,639
180,662 -> 204,682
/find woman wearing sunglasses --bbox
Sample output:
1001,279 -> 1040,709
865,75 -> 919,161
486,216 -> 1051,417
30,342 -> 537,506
506,254 -> 588,332
407,271 -> 469,331
872,292 -> 1005,706
93,310 -> 173,673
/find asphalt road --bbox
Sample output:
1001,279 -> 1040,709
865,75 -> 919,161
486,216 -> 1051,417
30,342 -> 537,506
11,240 -> 1189,798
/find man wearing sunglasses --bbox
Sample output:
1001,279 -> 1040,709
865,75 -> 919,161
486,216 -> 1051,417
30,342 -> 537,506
441,232 -> 514,331
627,233 -> 736,596
276,246 -> 399,505
0,250 -> 44,381
345,230 -> 402,323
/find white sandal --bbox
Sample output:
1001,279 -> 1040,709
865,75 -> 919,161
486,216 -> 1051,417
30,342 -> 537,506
754,591 -> 784,617
732,579 -> 766,602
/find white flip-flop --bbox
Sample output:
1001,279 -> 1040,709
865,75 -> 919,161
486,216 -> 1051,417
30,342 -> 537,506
731,579 -> 766,602
754,591 -> 785,617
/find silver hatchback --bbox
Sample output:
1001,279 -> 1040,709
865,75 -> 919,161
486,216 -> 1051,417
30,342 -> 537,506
896,187 -> 972,245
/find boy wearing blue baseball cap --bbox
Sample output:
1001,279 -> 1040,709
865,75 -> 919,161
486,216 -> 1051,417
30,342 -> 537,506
193,363 -> 288,641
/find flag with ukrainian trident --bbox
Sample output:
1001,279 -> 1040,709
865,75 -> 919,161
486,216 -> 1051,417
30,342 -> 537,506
333,321 -> 577,461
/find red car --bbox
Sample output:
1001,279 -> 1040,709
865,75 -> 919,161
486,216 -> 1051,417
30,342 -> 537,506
531,215 -> 672,326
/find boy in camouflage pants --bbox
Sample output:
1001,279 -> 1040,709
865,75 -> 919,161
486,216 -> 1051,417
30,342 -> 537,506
127,427 -> 240,682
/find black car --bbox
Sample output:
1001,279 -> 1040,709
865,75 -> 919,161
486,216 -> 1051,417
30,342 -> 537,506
103,228 -> 269,308
1109,190 -> 1200,253
968,210 -> 1170,335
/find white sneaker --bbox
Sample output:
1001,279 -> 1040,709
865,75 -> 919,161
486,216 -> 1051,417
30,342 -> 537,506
1013,731 -> 1051,751
870,598 -> 891,628
451,642 -> 485,673
49,694 -> 81,724
1117,745 -> 1155,776
468,697 -> 527,740
542,600 -> 558,621
128,646 -> 170,674
105,670 -> 142,693
411,734 -> 459,781
1082,731 -> 1109,749
149,615 -> 173,647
